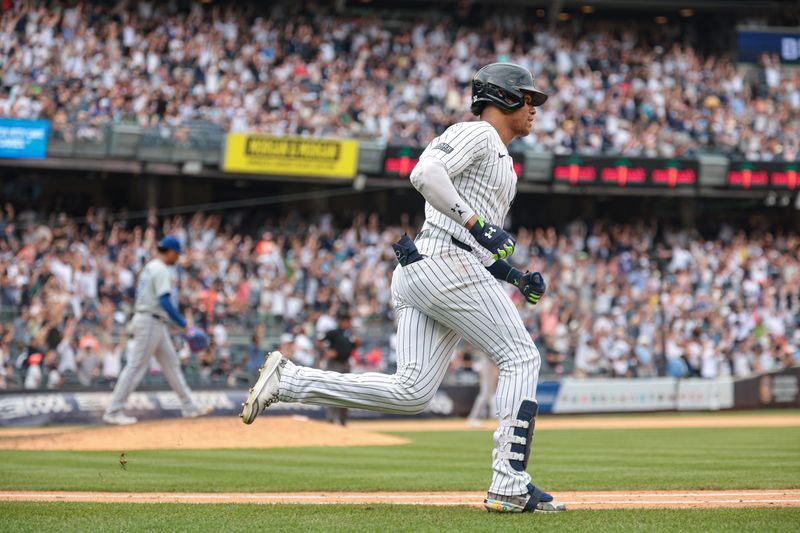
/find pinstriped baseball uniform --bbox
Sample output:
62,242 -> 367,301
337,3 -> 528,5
278,120 -> 540,496
417,121 -> 517,267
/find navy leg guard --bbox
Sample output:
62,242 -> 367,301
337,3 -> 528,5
508,399 -> 538,472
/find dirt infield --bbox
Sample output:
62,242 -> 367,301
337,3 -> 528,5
1,413 -> 797,451
351,414 -> 800,432
0,416 -> 408,451
1,489 -> 798,509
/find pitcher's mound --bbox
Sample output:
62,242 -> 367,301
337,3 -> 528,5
0,416 -> 409,451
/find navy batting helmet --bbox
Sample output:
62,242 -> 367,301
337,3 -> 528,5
471,63 -> 548,116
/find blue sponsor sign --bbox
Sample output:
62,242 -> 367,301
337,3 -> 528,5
737,28 -> 800,64
535,381 -> 560,414
0,118 -> 49,159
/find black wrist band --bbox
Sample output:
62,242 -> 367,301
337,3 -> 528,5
487,260 -> 522,285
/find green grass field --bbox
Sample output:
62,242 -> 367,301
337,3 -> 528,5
1,427 -> 798,492
1,416 -> 799,532
2,502 -> 799,533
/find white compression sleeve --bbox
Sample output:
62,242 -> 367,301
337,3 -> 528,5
409,158 -> 476,226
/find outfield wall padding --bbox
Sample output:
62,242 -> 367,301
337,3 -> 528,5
733,366 -> 800,409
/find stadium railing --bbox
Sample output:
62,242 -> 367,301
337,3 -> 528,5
33,123 -> 798,193
47,122 -> 224,165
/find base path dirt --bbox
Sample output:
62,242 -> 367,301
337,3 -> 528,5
1,489 -> 798,509
0,416 -> 408,451
350,414 -> 800,432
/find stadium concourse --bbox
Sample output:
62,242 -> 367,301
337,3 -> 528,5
0,205 -> 798,392
0,1 -> 798,160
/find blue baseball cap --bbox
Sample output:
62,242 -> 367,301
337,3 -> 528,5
158,235 -> 183,254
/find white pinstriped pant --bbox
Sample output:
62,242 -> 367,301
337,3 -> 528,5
279,237 -> 541,496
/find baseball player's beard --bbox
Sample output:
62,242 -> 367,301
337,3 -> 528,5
513,116 -> 533,138
504,108 -> 533,139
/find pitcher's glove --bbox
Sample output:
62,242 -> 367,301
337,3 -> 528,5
184,327 -> 209,353
468,216 -> 516,260
517,271 -> 546,305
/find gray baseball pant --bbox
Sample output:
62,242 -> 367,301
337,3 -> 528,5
105,314 -> 197,416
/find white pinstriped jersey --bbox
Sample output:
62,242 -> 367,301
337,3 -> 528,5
418,121 -> 518,266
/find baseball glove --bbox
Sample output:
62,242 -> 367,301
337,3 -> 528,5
184,327 -> 209,353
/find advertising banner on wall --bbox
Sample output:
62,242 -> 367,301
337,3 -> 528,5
676,378 -> 734,411
0,118 -> 49,159
11,370 -> 800,425
223,134 -> 359,178
737,28 -> 800,64
733,366 -> 800,409
0,381 -> 566,427
552,378 -> 678,413
0,386 -> 486,427
552,155 -> 698,188
535,381 -> 561,414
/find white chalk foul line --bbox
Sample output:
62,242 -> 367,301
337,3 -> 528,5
563,499 -> 800,506
559,492 -> 795,498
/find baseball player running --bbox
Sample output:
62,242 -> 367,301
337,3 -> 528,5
103,236 -> 212,425
241,63 -> 564,513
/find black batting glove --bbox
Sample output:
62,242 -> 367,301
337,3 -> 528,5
486,261 -> 546,306
517,271 -> 546,305
468,216 -> 516,261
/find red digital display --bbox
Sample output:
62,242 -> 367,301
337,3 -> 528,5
770,168 -> 799,190
601,165 -> 647,186
651,167 -> 697,187
553,157 -> 697,188
553,164 -> 597,184
383,148 -> 524,178
727,169 -> 769,189
383,156 -> 420,178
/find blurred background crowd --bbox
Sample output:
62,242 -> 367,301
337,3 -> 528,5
0,1 -> 798,160
1,204 -> 798,391
0,1 -> 797,392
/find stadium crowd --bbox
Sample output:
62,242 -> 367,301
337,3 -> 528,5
0,204 -> 798,390
0,1 -> 798,160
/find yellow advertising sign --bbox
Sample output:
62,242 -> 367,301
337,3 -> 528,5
223,134 -> 359,179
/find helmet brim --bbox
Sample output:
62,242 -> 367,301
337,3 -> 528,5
519,87 -> 548,107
